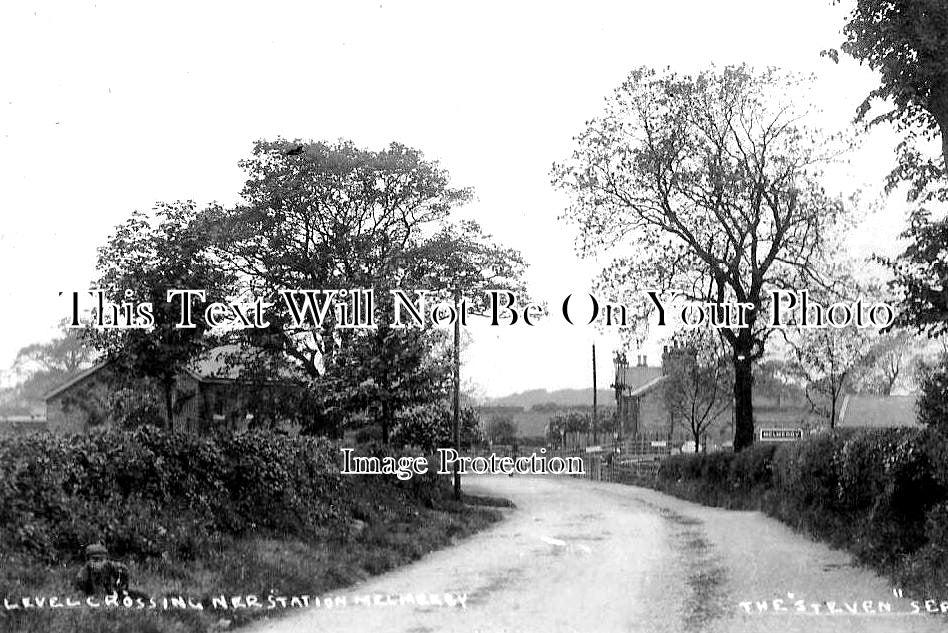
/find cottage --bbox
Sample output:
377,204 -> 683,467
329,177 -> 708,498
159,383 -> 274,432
613,348 -> 814,447
613,350 -> 692,441
44,345 -> 306,434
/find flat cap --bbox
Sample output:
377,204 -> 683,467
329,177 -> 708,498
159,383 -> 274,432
85,543 -> 108,557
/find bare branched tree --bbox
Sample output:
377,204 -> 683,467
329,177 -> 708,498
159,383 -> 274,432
553,66 -> 849,450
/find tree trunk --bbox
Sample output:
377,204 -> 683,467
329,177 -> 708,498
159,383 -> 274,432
830,391 -> 837,430
732,352 -> 755,451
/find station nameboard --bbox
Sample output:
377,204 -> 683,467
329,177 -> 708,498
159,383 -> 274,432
759,428 -> 803,441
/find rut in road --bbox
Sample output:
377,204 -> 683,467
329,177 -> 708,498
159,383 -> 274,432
246,476 -> 948,633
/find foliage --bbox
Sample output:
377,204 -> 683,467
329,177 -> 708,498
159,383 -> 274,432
211,139 -> 471,379
0,426 -> 496,569
782,275 -> 896,426
886,210 -> 948,338
553,65 -> 849,450
0,430 -> 503,633
403,219 -> 528,312
916,351 -> 948,431
0,428 -> 339,563
788,327 -> 876,428
484,415 -> 518,445
1,328 -> 98,416
854,328 -> 922,394
389,404 -> 483,452
89,202 -> 236,428
654,428 -> 948,595
753,358 -> 805,402
208,140 -> 526,442
324,326 -> 452,441
830,0 -> 948,199
546,410 -> 596,448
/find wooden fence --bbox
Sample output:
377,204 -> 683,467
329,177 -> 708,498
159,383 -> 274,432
478,433 -> 692,484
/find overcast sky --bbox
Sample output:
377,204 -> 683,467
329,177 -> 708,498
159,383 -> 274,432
0,0 -> 908,397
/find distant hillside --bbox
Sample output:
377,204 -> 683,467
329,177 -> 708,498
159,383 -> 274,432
485,388 -> 616,411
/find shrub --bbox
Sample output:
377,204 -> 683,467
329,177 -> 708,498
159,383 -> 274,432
650,428 -> 948,594
729,443 -> 776,491
917,354 -> 948,430
0,428 -> 447,566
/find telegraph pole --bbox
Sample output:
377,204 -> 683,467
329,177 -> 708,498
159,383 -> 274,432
592,344 -> 598,444
453,287 -> 462,501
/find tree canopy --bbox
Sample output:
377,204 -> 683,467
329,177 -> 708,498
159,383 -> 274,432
553,66 -> 849,450
90,202 -> 236,428
832,0 -> 948,199
205,139 -> 526,439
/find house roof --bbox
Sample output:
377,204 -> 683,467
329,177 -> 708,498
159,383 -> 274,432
44,345 -> 304,401
627,375 -> 667,398
183,344 -> 303,383
616,365 -> 663,391
43,361 -> 110,400
838,394 -> 920,429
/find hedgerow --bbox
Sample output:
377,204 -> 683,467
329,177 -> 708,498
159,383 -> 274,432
652,427 -> 948,595
0,427 -> 443,565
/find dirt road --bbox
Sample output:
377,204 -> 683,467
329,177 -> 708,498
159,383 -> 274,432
246,476 -> 948,633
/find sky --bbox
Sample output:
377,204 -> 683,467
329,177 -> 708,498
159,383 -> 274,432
0,0 -> 910,397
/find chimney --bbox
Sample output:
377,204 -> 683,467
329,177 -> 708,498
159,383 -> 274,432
662,343 -> 694,376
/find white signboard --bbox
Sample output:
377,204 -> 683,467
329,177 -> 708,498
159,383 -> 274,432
759,428 -> 803,441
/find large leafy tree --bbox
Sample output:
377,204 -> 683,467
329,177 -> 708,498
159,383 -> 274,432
830,0 -> 948,199
553,67 -> 843,450
90,202 -> 236,428
347,219 -> 526,443
553,66 -> 847,450
209,140 -> 472,437
211,140 -> 526,440
213,139 -> 472,378
404,220 -> 528,310
326,326 -> 452,442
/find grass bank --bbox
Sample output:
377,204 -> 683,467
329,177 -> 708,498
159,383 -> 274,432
0,428 -> 508,633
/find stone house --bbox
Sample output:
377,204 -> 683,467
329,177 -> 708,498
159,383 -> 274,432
614,347 -> 809,446
614,347 -> 920,448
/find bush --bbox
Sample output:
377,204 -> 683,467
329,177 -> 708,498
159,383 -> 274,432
649,428 -> 948,598
0,427 -> 449,565
0,428 -> 505,633
729,443 -> 776,490
917,354 -> 948,430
